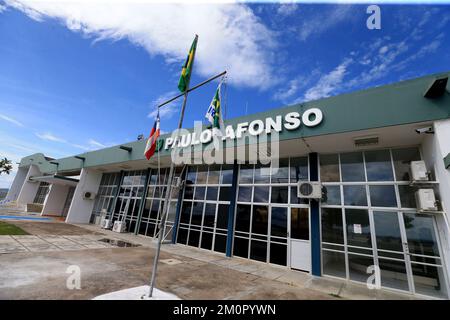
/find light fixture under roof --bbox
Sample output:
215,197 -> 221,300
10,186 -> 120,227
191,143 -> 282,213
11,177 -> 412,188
354,135 -> 379,147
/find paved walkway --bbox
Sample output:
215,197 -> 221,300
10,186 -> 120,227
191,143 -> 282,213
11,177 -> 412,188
0,219 -> 422,300
78,224 -> 418,300
0,234 -> 122,254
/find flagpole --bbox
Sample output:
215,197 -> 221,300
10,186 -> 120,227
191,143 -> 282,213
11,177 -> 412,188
148,31 -> 197,296
148,89 -> 189,298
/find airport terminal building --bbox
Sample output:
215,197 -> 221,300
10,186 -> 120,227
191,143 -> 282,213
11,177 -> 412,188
5,72 -> 450,298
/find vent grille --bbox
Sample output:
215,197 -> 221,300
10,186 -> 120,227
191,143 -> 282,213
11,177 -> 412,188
354,136 -> 379,147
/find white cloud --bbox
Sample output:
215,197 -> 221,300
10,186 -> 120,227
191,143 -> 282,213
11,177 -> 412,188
88,139 -> 106,148
35,132 -> 67,143
0,4 -> 7,13
0,113 -> 24,127
5,0 -> 277,89
298,5 -> 353,41
303,59 -> 351,101
148,90 -> 181,120
276,3 -> 298,17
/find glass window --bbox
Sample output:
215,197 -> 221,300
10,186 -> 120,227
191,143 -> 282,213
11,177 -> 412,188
214,234 -> 227,253
233,237 -> 249,258
290,157 -> 308,182
219,186 -> 232,201
251,205 -> 268,235
207,166 -> 220,184
190,202 -> 203,225
200,232 -> 213,250
343,185 -> 367,206
403,213 -> 440,257
239,164 -> 253,184
194,187 -> 205,200
250,240 -> 267,262
188,230 -> 200,247
180,202 -> 192,224
322,185 -> 341,205
270,243 -> 287,266
254,163 -> 271,184
203,203 -> 216,228
398,185 -> 417,208
320,154 -> 340,182
271,207 -> 287,238
365,150 -> 394,181
291,208 -> 309,240
235,205 -> 251,232
206,187 -> 218,201
271,186 -> 288,203
321,208 -> 344,244
196,167 -> 208,184
216,204 -> 229,229
340,152 -> 365,182
221,165 -> 234,184
238,186 -> 252,202
323,250 -> 346,278
186,167 -> 197,184
184,186 -> 194,199
345,209 -> 372,248
373,211 -> 403,253
348,254 -> 375,282
392,147 -> 421,181
271,158 -> 289,183
369,185 -> 397,207
253,186 -> 269,203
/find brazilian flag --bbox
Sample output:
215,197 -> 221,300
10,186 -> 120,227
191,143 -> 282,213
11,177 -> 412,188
205,81 -> 224,131
178,35 -> 198,93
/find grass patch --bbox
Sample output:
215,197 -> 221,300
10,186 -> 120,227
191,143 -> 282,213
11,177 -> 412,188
0,221 -> 29,235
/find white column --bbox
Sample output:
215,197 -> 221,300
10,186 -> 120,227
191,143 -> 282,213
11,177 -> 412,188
5,167 -> 28,202
65,168 -> 102,224
421,118 -> 450,296
16,165 -> 42,205
41,184 -> 70,216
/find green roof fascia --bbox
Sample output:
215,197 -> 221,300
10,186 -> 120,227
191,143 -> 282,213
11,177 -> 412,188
19,71 -> 450,174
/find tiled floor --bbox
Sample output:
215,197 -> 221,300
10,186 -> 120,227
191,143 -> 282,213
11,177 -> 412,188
0,234 -> 120,254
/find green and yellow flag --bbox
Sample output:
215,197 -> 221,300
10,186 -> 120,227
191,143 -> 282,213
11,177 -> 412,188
205,80 -> 224,131
178,35 -> 198,93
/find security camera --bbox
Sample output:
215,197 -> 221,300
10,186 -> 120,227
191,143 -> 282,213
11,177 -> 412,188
415,126 -> 434,134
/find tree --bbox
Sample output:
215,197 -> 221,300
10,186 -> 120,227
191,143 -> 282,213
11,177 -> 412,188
0,157 -> 13,175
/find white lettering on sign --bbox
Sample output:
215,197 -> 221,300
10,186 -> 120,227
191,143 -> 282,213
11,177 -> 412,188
163,108 -> 324,150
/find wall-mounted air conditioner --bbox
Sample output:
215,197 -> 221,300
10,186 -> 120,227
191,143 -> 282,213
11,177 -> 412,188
410,161 -> 429,181
100,218 -> 112,229
82,191 -> 96,200
297,181 -> 322,199
112,221 -> 127,233
415,189 -> 437,212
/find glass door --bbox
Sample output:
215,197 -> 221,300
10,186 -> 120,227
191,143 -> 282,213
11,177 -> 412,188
289,207 -> 310,272
401,212 -> 448,298
372,211 -> 410,292
372,210 -> 448,298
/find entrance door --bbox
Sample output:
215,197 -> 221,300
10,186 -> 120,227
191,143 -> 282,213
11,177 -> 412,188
290,208 -> 310,272
372,211 -> 448,298
61,186 -> 75,217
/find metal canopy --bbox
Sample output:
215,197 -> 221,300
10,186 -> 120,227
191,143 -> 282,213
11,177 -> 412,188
29,175 -> 79,187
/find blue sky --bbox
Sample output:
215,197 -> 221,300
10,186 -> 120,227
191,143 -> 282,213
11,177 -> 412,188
0,1 -> 449,188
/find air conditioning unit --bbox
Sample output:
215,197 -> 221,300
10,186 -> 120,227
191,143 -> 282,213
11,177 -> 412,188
82,191 -> 96,200
100,218 -> 112,229
410,161 -> 429,181
112,220 -> 127,233
415,189 -> 437,212
297,181 -> 322,199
